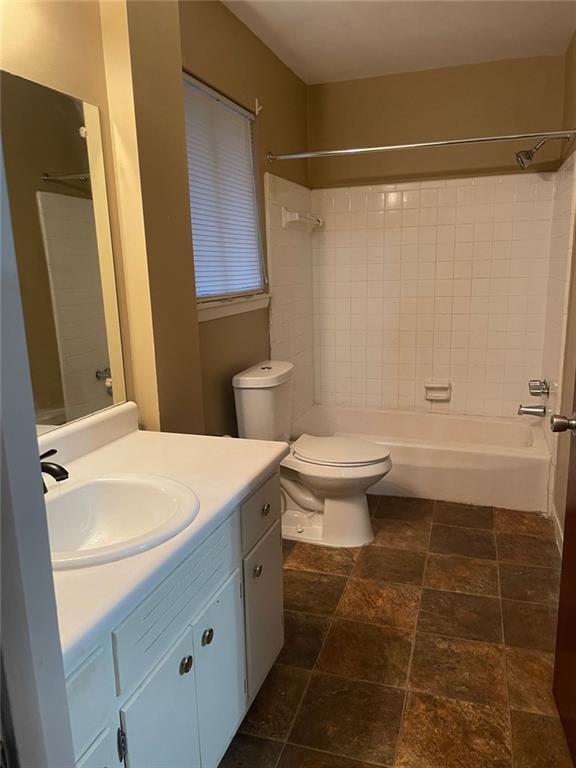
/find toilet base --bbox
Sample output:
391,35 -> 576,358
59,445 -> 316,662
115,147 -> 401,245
281,491 -> 374,548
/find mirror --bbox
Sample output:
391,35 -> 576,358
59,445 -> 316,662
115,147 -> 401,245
1,72 -> 125,432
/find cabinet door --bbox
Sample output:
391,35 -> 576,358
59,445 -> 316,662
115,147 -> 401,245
120,627 -> 201,768
192,569 -> 246,768
243,520 -> 284,698
76,728 -> 117,768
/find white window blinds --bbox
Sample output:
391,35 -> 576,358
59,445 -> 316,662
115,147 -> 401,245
183,77 -> 264,301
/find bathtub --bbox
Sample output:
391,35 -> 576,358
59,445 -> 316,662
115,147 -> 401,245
291,405 -> 550,512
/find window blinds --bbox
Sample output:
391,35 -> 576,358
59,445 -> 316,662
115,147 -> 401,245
183,77 -> 264,301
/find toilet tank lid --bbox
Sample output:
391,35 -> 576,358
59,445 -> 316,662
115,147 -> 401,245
233,361 -> 294,389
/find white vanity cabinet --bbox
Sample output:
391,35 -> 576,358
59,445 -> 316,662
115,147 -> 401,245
66,471 -> 283,768
120,627 -> 201,768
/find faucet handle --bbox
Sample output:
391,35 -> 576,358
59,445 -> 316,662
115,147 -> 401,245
528,379 -> 550,397
40,448 -> 58,461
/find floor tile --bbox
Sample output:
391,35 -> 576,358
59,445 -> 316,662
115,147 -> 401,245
278,745 -> 376,768
494,509 -> 555,539
373,496 -> 434,522
511,710 -> 573,768
240,665 -> 311,741
283,540 -> 297,561
283,570 -> 347,616
317,618 -> 412,687
367,494 -> 381,515
418,589 -> 503,644
502,600 -> 557,653
289,672 -> 405,766
499,563 -> 560,605
424,553 -> 499,596
496,533 -> 560,568
409,632 -> 507,706
506,648 -> 558,716
373,518 -> 430,552
352,545 -> 425,585
283,543 -> 360,576
337,577 -> 421,631
396,691 -> 512,768
218,734 -> 283,768
278,611 -> 331,670
430,524 -> 496,560
434,501 -> 494,530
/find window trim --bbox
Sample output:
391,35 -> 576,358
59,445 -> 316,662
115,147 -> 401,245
183,73 -> 268,305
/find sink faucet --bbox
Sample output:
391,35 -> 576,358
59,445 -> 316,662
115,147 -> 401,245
518,404 -> 547,417
40,449 -> 69,494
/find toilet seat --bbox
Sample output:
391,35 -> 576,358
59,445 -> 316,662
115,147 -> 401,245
292,434 -> 390,468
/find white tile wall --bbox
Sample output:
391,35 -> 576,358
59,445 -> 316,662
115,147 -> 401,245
310,173 -> 559,417
37,191 -> 111,422
541,154 -> 576,515
264,174 -> 315,418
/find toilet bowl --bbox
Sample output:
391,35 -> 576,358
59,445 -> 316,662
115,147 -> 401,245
232,361 -> 392,547
281,434 -> 392,546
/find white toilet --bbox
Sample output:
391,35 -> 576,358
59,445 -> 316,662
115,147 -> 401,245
233,361 -> 392,547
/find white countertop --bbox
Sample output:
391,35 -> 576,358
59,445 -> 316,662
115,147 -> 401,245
46,406 -> 288,672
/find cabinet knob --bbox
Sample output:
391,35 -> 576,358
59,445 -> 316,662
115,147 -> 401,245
262,502 -> 271,516
253,564 -> 263,578
179,655 -> 193,675
202,627 -> 215,646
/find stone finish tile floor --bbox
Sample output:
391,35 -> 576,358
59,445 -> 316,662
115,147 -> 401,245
219,497 -> 573,768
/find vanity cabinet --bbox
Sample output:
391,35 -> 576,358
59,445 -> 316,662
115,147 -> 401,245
67,471 -> 284,768
243,520 -> 284,697
191,570 -> 246,768
120,628 -> 201,768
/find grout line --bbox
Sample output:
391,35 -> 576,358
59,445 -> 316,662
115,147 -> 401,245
279,557 -> 351,748
496,546 -> 516,768
390,501 -> 435,767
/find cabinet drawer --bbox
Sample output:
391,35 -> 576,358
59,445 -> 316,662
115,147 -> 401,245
66,643 -> 115,760
241,473 -> 280,554
243,519 -> 284,698
113,514 -> 240,695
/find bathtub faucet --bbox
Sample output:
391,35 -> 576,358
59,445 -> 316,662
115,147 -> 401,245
518,404 -> 546,417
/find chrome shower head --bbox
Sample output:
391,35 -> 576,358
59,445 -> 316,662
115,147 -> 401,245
515,137 -> 555,170
515,149 -> 535,170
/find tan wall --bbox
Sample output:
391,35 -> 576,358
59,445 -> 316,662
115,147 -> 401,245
1,74 -> 90,416
126,0 -> 204,434
199,309 -> 269,436
564,31 -> 576,131
178,0 -> 308,434
307,56 -> 566,188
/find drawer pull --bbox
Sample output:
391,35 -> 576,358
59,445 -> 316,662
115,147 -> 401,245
262,502 -> 271,517
179,655 -> 193,675
253,564 -> 263,578
202,628 -> 214,646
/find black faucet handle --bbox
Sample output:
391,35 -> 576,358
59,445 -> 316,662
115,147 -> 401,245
40,448 -> 58,461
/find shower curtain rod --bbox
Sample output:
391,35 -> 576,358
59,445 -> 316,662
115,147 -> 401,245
267,130 -> 576,162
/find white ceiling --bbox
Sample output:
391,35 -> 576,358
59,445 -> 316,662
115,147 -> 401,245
223,0 -> 576,84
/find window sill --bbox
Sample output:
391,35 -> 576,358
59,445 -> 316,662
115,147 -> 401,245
196,294 -> 270,323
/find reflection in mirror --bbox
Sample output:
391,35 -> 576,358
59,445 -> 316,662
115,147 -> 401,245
1,71 -> 125,431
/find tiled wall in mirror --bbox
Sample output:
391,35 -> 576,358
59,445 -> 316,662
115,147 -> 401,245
1,71 -> 125,432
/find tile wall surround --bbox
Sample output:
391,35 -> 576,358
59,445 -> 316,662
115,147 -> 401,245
265,174 -> 315,419
309,169 -> 575,418
37,191 -> 112,422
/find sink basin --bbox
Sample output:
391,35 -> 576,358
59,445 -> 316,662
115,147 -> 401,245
46,474 -> 200,569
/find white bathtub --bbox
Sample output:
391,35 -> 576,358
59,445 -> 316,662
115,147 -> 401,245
292,405 -> 550,512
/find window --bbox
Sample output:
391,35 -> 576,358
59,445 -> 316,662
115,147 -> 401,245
183,76 -> 265,302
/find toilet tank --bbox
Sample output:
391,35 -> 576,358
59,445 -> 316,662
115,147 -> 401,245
232,361 -> 294,441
